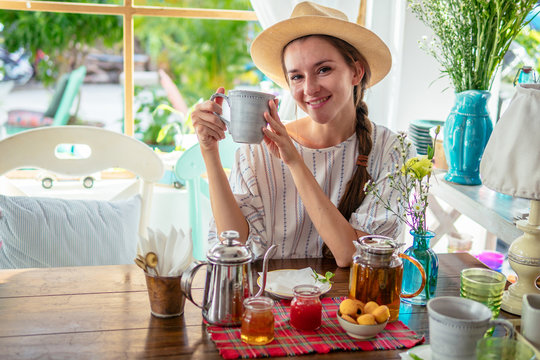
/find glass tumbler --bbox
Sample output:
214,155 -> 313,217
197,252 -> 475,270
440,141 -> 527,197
476,338 -> 535,360
240,296 -> 275,345
460,268 -> 507,318
290,284 -> 322,331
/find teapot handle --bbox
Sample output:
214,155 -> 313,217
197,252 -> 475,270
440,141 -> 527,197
399,253 -> 427,299
180,261 -> 207,309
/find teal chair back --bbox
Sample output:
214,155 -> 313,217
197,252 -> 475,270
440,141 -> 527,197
53,65 -> 87,126
4,66 -> 87,136
174,135 -> 240,260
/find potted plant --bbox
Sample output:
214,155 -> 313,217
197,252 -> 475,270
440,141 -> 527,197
409,0 -> 538,185
133,86 -> 195,152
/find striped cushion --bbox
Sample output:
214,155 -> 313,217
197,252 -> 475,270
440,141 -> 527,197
7,110 -> 54,128
0,195 -> 141,269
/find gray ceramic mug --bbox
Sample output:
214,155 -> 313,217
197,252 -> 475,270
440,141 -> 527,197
427,296 -> 514,360
210,89 -> 275,144
522,293 -> 540,349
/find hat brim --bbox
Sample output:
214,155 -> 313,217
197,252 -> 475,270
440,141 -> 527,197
250,16 -> 392,90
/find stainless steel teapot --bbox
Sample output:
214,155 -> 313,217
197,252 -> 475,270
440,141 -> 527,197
180,230 -> 275,326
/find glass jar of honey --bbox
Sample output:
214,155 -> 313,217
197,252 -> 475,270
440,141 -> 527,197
349,235 -> 426,322
240,296 -> 275,345
290,284 -> 322,331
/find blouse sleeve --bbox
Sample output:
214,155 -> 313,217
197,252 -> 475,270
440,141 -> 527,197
349,130 -> 411,239
208,145 -> 270,258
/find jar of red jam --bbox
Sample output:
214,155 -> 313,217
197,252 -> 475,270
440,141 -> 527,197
290,284 -> 322,331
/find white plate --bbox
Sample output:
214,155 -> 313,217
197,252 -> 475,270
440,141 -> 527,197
256,268 -> 332,299
401,344 -> 431,360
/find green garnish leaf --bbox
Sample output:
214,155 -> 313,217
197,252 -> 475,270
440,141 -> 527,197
312,269 -> 335,284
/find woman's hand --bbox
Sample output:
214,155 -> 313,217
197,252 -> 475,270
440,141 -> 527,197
191,87 -> 228,151
262,99 -> 302,165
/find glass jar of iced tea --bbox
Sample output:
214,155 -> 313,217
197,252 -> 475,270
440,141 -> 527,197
349,235 -> 426,322
290,284 -> 322,331
241,296 -> 275,345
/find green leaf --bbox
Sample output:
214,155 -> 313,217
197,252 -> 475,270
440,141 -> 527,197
427,145 -> 434,160
312,269 -> 335,284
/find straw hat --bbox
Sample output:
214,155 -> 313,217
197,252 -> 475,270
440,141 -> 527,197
250,1 -> 392,89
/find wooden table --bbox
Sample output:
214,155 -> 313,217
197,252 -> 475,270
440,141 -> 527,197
0,253 -> 518,359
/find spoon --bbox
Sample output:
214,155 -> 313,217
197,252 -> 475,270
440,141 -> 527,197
145,252 -> 159,276
134,257 -> 147,272
255,244 -> 277,297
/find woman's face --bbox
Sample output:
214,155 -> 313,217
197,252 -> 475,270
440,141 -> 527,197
283,36 -> 363,126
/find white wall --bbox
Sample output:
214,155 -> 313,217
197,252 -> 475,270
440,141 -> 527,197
396,6 -> 454,131
365,0 -> 453,133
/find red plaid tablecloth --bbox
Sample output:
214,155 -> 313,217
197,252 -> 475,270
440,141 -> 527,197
207,296 -> 424,359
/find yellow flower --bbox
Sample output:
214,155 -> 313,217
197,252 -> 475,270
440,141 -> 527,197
401,156 -> 432,180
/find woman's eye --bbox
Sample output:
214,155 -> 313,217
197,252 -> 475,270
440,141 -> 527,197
318,66 -> 331,74
289,74 -> 302,81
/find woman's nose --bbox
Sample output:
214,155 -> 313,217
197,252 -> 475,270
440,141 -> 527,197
304,75 -> 320,95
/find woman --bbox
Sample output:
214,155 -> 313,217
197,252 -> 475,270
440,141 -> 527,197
191,2 -> 405,267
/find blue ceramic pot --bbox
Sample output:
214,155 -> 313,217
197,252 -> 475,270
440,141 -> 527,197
443,90 -> 493,185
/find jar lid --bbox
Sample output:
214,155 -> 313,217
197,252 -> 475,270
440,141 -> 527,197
357,235 -> 397,255
292,284 -> 322,297
206,230 -> 253,264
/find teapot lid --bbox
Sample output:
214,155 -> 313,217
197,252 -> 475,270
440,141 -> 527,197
357,235 -> 397,255
207,230 -> 253,264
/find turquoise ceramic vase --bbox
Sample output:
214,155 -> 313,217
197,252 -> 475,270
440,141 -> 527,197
443,90 -> 493,185
401,230 -> 439,306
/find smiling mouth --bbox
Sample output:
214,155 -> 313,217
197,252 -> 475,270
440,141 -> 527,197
307,96 -> 330,106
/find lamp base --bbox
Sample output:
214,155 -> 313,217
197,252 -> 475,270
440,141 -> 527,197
500,201 -> 540,315
501,287 -> 527,315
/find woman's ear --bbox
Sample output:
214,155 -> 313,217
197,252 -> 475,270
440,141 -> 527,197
352,61 -> 365,86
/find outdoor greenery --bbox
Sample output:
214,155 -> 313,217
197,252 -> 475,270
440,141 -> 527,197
513,28 -> 540,75
135,0 -> 261,106
408,0 -> 539,92
132,85 -> 198,148
0,0 -> 260,146
0,0 -> 122,85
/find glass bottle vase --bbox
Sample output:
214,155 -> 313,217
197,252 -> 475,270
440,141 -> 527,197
401,230 -> 439,306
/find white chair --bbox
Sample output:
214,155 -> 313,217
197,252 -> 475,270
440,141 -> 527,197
0,126 -> 164,268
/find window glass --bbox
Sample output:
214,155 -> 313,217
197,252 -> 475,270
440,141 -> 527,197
0,12 -> 124,134
134,0 -> 253,10
132,16 -> 263,148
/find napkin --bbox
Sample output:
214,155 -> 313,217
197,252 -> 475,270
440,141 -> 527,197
138,226 -> 193,277
263,267 -> 323,296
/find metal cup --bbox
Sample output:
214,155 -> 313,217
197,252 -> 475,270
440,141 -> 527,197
144,273 -> 186,318
210,89 -> 276,144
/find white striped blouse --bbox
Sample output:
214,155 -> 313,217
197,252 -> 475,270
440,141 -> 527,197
208,122 -> 405,259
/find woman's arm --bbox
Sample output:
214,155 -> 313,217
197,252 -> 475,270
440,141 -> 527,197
262,100 -> 360,267
191,87 -> 249,242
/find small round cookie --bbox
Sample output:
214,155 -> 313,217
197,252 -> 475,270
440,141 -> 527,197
339,299 -> 359,316
340,313 -> 358,324
364,301 -> 379,315
372,305 -> 390,324
356,313 -> 377,325
352,299 -> 365,314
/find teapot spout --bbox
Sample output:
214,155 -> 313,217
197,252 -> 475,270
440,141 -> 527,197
255,244 -> 277,297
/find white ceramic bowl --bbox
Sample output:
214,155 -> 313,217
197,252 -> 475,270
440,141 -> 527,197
336,311 -> 388,339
